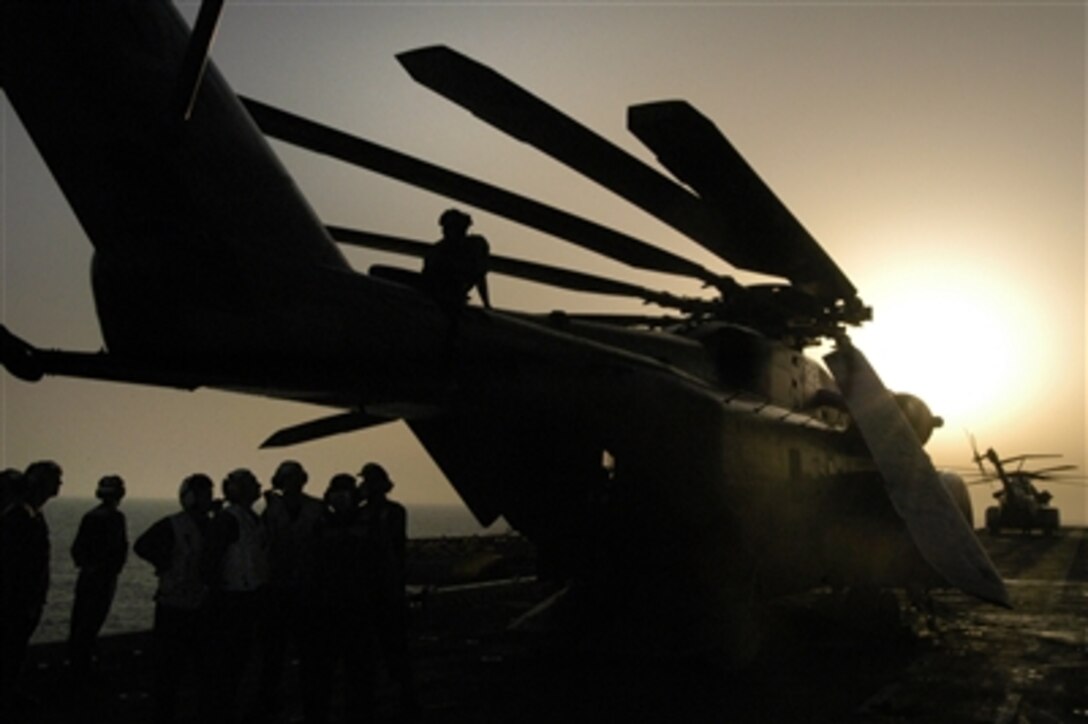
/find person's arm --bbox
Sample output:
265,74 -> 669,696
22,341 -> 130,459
474,235 -> 492,308
70,513 -> 93,568
133,517 -> 175,573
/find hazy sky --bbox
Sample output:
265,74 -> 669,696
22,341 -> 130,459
2,2 -> 1084,525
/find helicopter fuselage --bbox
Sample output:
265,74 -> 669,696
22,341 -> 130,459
3,0 -> 960,655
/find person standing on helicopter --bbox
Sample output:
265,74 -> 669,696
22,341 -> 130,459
421,208 -> 492,312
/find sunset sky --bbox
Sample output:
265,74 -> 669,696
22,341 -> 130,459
2,2 -> 1084,525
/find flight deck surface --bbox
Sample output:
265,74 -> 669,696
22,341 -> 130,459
19,529 -> 1088,723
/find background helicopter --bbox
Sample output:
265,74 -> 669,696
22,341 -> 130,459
966,437 -> 1084,536
0,0 -> 1018,656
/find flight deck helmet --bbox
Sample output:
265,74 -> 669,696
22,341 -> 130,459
359,462 -> 393,497
324,473 -> 358,512
179,473 -> 213,512
96,474 -> 126,501
272,460 -> 308,492
223,468 -> 260,505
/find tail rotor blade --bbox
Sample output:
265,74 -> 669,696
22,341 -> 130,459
825,340 -> 1009,607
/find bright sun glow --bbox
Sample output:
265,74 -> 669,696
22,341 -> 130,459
846,267 -> 1032,427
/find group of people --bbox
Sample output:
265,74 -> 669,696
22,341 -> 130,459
0,459 -> 416,724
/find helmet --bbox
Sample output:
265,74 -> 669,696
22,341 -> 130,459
96,475 -> 125,500
179,473 -> 213,511
223,468 -> 259,502
324,473 -> 358,508
1,468 -> 26,504
359,462 -> 393,495
272,460 -> 308,490
439,208 -> 472,233
326,473 -> 357,495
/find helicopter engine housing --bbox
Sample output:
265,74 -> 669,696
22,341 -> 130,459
894,393 -> 942,446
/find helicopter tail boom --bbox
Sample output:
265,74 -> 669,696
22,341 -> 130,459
2,0 -> 351,358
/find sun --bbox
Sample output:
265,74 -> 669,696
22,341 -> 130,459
846,269 -> 1030,427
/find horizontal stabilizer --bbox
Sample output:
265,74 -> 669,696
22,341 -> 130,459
261,411 -> 392,448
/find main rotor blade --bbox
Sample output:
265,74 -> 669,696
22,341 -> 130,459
397,46 -> 734,270
1030,477 -> 1088,487
824,340 -> 1008,607
1024,464 -> 1078,477
1000,453 -> 1063,465
326,225 -> 705,311
240,96 -> 720,286
174,0 -> 226,121
629,101 -> 858,307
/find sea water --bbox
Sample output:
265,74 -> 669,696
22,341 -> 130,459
30,497 -> 500,644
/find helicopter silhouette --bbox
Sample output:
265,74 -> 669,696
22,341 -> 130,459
968,437 -> 1079,536
1,1 -> 1008,656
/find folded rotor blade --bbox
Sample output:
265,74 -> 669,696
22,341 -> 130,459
397,46 -> 728,267
629,101 -> 858,307
261,411 -> 390,448
326,225 -> 704,311
240,96 -> 720,286
174,0 -> 226,121
824,340 -> 1009,607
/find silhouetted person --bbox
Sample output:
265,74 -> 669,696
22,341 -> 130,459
359,462 -> 417,715
0,468 -> 23,515
134,473 -> 215,724
67,475 -> 128,681
302,474 -> 379,724
422,208 -> 492,311
0,460 -> 62,713
203,468 -> 268,724
256,460 -> 324,720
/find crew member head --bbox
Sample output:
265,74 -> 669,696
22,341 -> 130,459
179,473 -> 214,514
23,460 -> 62,510
439,208 -> 472,238
271,460 -> 308,497
96,474 -> 126,505
359,462 -> 393,501
324,473 -> 358,514
0,468 -> 25,511
223,468 -> 261,507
